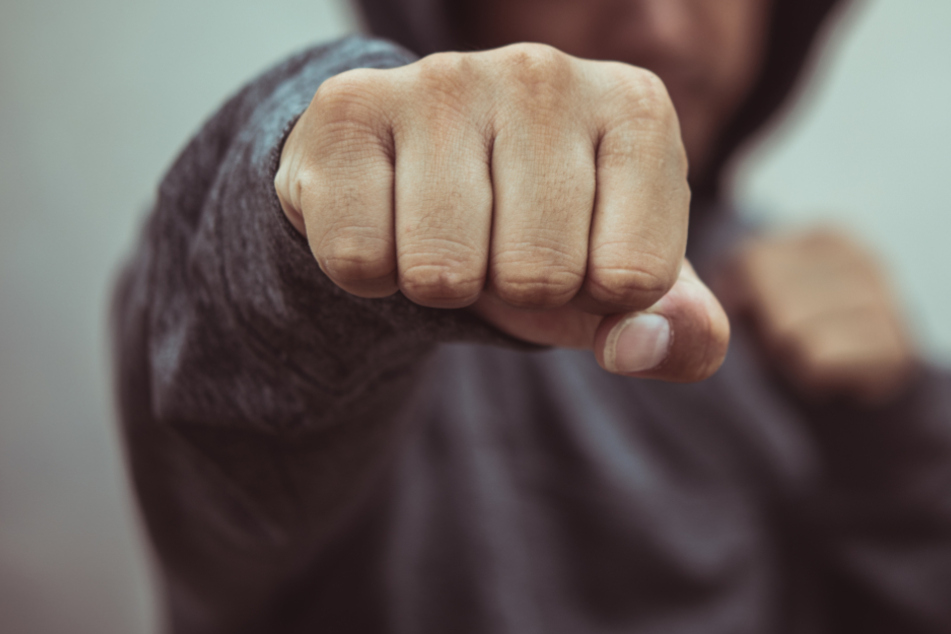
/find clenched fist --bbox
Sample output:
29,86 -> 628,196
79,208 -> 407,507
726,229 -> 918,403
275,44 -> 729,382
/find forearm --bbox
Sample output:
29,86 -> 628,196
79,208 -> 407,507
141,37 -> 494,430
111,36 -> 521,629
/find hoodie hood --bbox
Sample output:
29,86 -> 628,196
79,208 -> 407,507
354,0 -> 847,202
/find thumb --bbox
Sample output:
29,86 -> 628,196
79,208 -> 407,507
594,261 -> 730,382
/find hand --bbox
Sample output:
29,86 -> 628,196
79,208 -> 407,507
275,43 -> 729,382
724,228 -> 918,403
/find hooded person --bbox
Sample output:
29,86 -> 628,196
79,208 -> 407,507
356,0 -> 842,202
112,1 -> 951,632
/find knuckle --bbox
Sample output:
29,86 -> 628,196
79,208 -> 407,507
505,42 -> 566,73
627,68 -> 673,119
499,43 -> 573,105
415,51 -> 471,90
314,71 -> 373,119
586,254 -> 675,308
596,66 -> 687,176
399,249 -> 485,306
493,275 -> 583,309
603,65 -> 677,128
492,252 -> 584,308
400,53 -> 493,144
312,70 -> 391,141
408,58 -> 476,135
318,229 -> 394,285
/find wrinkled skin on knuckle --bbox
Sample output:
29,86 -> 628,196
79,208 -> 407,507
317,229 -> 395,288
399,244 -> 486,307
491,254 -> 585,309
298,89 -> 394,182
493,275 -> 582,309
501,42 -> 571,81
310,70 -> 396,163
413,52 -> 473,95
399,264 -> 484,308
493,43 -> 576,117
598,65 -> 688,175
585,254 -> 676,311
600,65 -> 675,124
314,70 -> 387,127
400,53 -> 479,129
622,67 -> 676,126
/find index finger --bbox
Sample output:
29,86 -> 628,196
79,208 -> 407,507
576,63 -> 691,314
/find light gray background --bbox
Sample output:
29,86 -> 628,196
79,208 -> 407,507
0,1 -> 948,632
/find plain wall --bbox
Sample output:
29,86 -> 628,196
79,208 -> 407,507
0,1 -> 948,632
0,2 -> 356,632
735,0 -> 951,360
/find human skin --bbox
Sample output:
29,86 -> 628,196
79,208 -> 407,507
276,0 -> 915,391
723,229 -> 917,403
276,44 -> 729,381
460,0 -> 772,177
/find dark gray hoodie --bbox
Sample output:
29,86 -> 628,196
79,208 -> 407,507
112,2 -> 951,632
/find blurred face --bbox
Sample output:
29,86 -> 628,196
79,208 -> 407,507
463,0 -> 772,175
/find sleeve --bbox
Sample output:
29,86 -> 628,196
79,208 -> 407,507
140,36 -> 519,433
110,36 -> 526,632
802,366 -> 951,632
